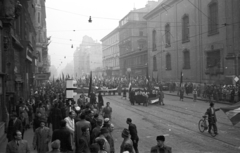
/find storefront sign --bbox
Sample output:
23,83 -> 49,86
35,73 -> 50,80
26,47 -> 32,62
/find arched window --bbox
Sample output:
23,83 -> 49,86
182,14 -> 189,42
152,30 -> 157,51
183,50 -> 190,69
153,55 -> 157,71
165,24 -> 171,47
208,0 -> 218,35
166,53 -> 171,70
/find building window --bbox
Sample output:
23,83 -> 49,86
166,53 -> 171,70
152,30 -> 157,51
208,1 -> 218,35
206,50 -> 220,68
183,50 -> 190,69
153,55 -> 157,71
165,24 -> 171,47
38,12 -> 41,24
139,30 -> 143,36
182,14 -> 189,43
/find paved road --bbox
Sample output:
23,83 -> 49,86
1,94 -> 239,153
102,94 -> 240,153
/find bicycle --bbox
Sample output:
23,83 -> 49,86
198,115 -> 217,137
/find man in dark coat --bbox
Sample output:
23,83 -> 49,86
7,112 -> 22,142
205,102 -> 220,134
52,120 -> 73,152
126,118 -> 139,153
150,135 -> 172,153
49,103 -> 62,131
90,119 -> 102,144
98,92 -> 104,114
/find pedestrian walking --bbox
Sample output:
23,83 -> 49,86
52,120 -> 73,153
7,112 -> 22,142
179,87 -> 184,101
6,130 -> 30,153
91,119 -> 102,144
98,92 -> 104,114
33,119 -> 52,153
49,103 -> 62,131
64,111 -> 75,149
102,102 -> 112,120
150,135 -> 172,153
75,113 -> 91,152
77,127 -> 91,153
193,88 -> 197,102
120,129 -> 134,153
95,128 -> 110,153
126,118 -> 139,153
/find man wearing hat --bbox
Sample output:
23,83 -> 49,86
150,135 -> 172,153
52,120 -> 72,153
102,102 -> 112,120
120,129 -> 134,153
205,102 -> 220,135
75,113 -> 91,151
91,119 -> 102,144
33,118 -> 51,153
7,112 -> 23,142
48,140 -> 61,153
95,128 -> 110,153
126,118 -> 139,153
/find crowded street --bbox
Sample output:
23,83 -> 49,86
1,93 -> 239,153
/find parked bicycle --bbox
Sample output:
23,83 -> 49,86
198,115 -> 217,137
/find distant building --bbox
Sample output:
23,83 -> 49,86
101,27 -> 120,77
74,36 -> 102,77
145,0 -> 240,84
119,1 -> 160,77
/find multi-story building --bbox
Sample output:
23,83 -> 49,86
0,0 -> 40,139
34,0 -> 50,85
145,0 -> 240,84
74,36 -> 102,77
101,27 -> 120,77
119,1 -> 159,77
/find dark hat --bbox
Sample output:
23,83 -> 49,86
156,135 -> 165,142
122,128 -> 129,137
100,127 -> 109,134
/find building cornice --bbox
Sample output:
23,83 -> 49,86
144,0 -> 178,19
100,27 -> 119,42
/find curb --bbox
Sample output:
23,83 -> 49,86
164,92 -> 233,105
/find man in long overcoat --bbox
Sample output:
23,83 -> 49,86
33,119 -> 51,153
49,103 -> 62,131
75,113 -> 91,152
7,112 -> 22,142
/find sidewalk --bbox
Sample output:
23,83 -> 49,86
0,128 -> 35,153
163,91 -> 234,105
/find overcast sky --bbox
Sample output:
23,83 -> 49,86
46,0 -> 153,74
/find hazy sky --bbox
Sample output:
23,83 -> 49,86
46,0 -> 153,73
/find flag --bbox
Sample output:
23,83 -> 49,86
180,71 -> 183,87
88,71 -> 92,97
62,72 -> 65,81
128,82 -> 132,93
221,103 -> 240,126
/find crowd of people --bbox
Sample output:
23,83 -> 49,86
5,79 -> 172,153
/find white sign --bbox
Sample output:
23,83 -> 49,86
234,76 -> 239,82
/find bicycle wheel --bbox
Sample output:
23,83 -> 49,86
198,119 -> 206,132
